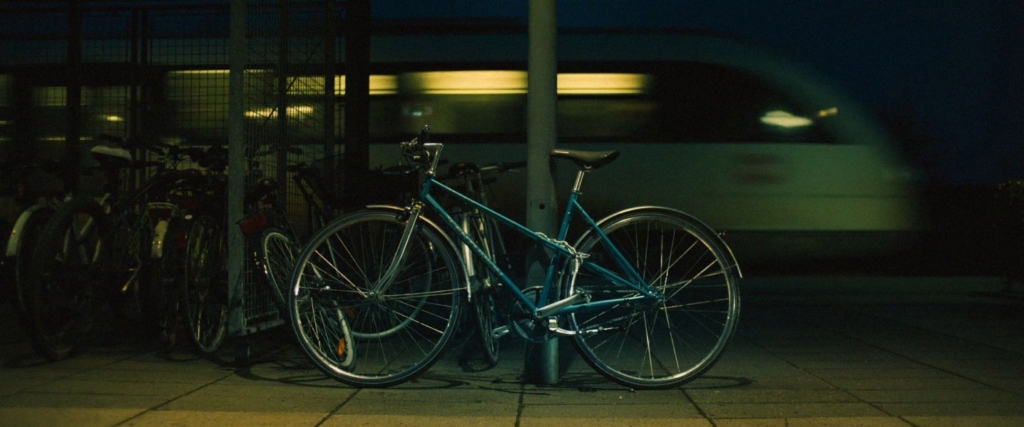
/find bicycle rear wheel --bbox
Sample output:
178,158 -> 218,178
182,215 -> 228,354
465,213 -> 500,367
146,217 -> 189,349
26,197 -> 108,360
289,208 -> 463,388
258,227 -> 298,315
567,209 -> 740,389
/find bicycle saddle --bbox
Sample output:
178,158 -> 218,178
550,149 -> 620,170
90,145 -> 133,163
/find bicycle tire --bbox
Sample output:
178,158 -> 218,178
466,213 -> 500,367
182,215 -> 228,354
25,197 -> 108,360
289,208 -> 464,388
566,208 -> 740,389
258,227 -> 298,316
6,205 -> 55,322
145,217 -> 188,350
470,287 -> 500,367
104,206 -> 154,318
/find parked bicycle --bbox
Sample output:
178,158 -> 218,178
237,145 -> 420,330
287,127 -> 742,389
175,146 -> 230,355
437,160 -> 525,369
24,135 -> 225,359
236,145 -> 305,318
3,160 -> 67,330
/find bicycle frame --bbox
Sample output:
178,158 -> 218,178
57,167 -> 209,294
386,144 -> 662,324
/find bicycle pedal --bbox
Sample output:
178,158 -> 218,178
491,325 -> 510,340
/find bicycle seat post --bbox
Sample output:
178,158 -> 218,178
571,169 -> 589,194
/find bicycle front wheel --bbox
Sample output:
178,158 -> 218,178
289,208 -> 464,388
567,209 -> 740,389
26,197 -> 108,360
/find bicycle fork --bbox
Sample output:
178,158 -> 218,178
374,202 -> 426,295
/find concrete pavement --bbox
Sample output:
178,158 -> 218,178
1,276 -> 1022,427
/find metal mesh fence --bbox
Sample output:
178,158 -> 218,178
243,1 -> 338,331
0,0 -> 346,337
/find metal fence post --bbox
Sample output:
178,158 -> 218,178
227,0 -> 247,337
524,0 -> 559,386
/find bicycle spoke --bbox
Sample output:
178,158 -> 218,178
569,211 -> 739,389
289,210 -> 462,387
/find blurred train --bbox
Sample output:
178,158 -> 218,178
5,30 -> 924,268
354,31 -> 924,266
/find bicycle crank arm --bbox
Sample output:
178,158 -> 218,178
491,325 -> 511,340
534,292 -> 589,319
549,323 -> 623,337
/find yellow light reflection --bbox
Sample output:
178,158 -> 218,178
170,69 -> 648,96
169,69 -> 230,75
760,110 -> 813,128
245,105 -> 315,119
409,71 -> 528,95
558,73 -> 649,95
39,136 -> 107,142
333,75 -> 399,95
286,76 -> 401,95
403,71 -> 649,95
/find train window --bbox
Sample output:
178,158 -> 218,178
82,86 -> 131,137
161,66 -> 837,145
0,74 -> 9,149
0,74 -> 8,107
652,62 -> 837,144
558,98 -> 657,140
363,67 -> 836,144
167,70 -> 230,139
377,70 -> 658,142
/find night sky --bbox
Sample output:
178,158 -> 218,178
376,0 -> 1024,185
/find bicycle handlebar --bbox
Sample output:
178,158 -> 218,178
400,125 -> 432,165
95,134 -> 227,170
438,160 -> 526,181
479,160 -> 527,174
249,144 -> 304,158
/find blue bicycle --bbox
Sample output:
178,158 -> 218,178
288,127 -> 742,388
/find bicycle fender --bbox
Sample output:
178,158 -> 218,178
6,204 -> 55,257
152,219 -> 169,259
582,205 -> 743,278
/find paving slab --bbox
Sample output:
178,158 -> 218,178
0,276 -> 1022,427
